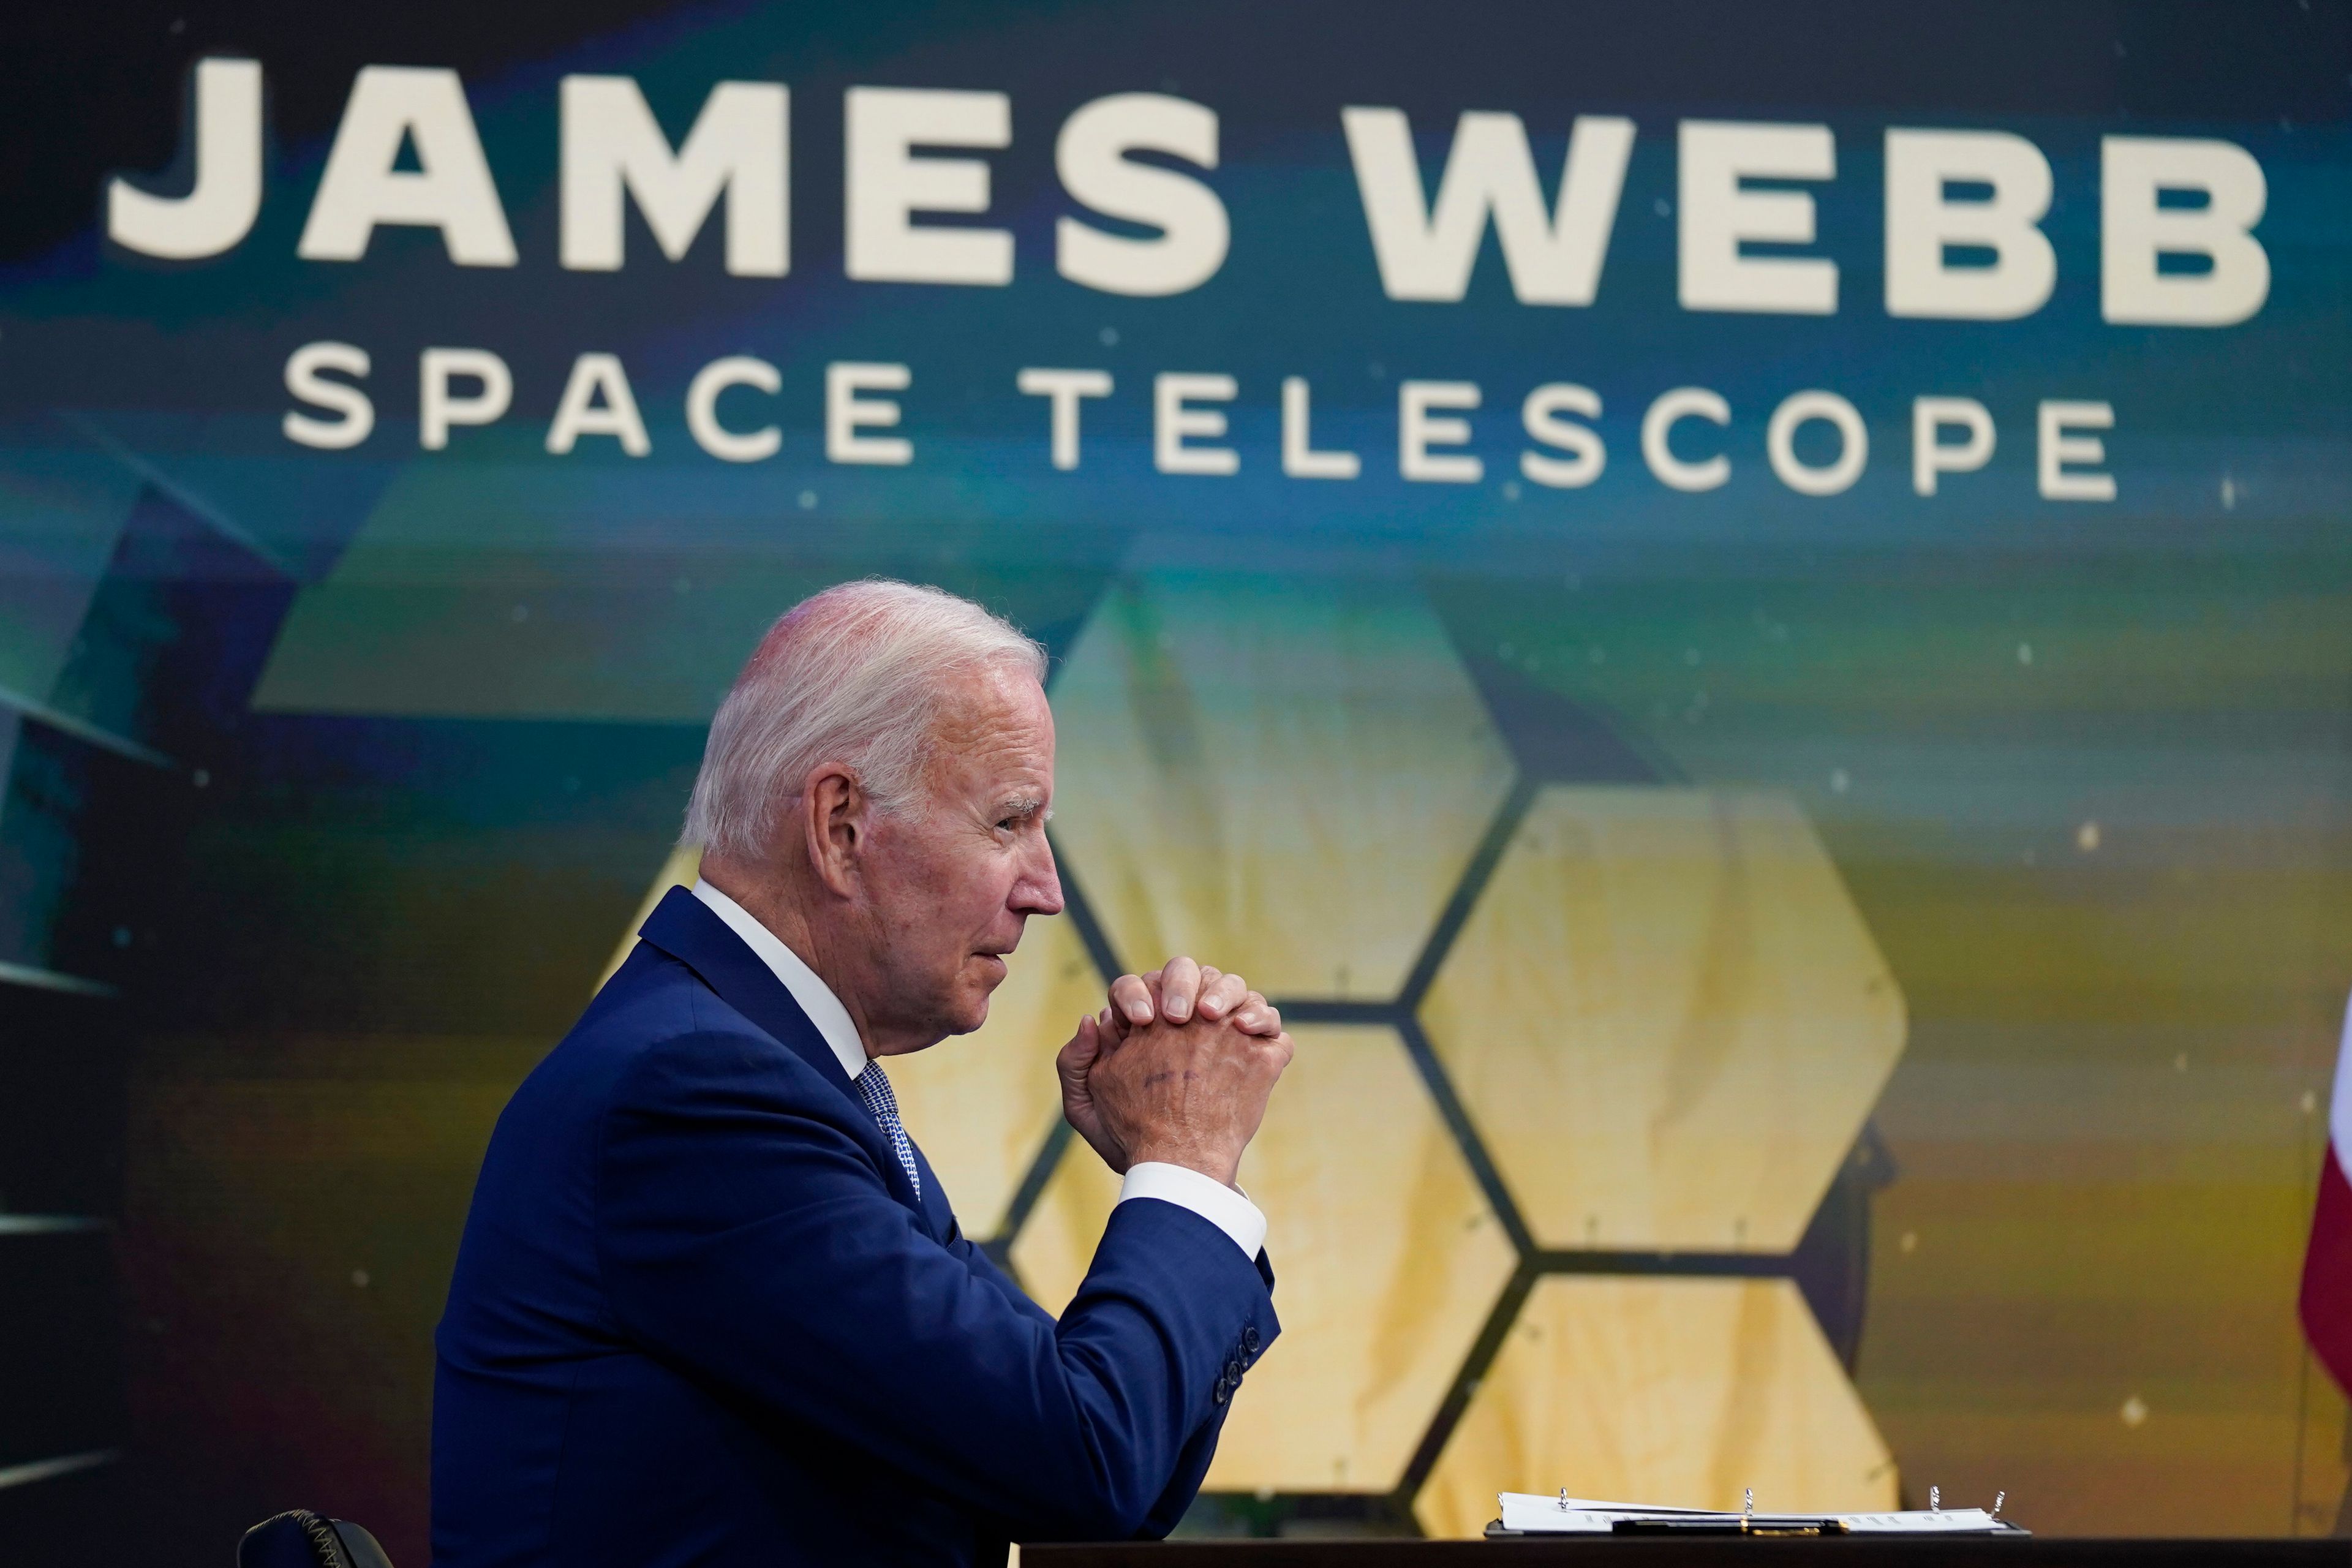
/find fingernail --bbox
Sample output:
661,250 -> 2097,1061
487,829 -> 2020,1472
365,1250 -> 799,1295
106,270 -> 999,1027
1127,1002 -> 1152,1022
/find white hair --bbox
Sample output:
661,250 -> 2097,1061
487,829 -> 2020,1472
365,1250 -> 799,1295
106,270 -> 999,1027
682,580 -> 1047,861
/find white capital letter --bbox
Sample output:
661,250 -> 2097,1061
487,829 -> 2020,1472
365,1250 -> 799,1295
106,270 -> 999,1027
1282,377 -> 1360,479
687,356 -> 782,462
2101,137 -> 2269,326
2038,401 -> 2115,501
419,347 -> 512,450
1766,391 -> 1867,496
1016,368 -> 1113,470
1912,396 -> 1994,496
1642,387 -> 1731,491
827,361 -> 912,465
546,353 -> 650,456
1400,381 -> 1482,482
282,341 -> 373,450
299,67 -> 516,265
1155,373 -> 1237,475
1057,94 -> 1226,296
1520,383 -> 1605,488
1679,121 -> 1836,314
1885,129 -> 2055,320
109,58 -> 263,259
1343,107 -> 1634,305
562,77 -> 787,276
845,88 -> 1012,285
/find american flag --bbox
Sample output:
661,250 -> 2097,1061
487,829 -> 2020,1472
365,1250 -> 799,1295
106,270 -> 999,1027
2300,992 -> 2352,1396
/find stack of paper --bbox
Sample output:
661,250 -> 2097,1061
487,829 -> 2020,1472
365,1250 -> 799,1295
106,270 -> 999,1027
1497,1493 -> 2014,1535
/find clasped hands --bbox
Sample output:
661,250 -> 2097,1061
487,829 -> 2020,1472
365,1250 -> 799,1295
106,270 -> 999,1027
1057,957 -> 1294,1189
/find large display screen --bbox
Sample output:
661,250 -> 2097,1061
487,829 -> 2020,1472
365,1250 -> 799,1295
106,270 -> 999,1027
2,1 -> 2348,1558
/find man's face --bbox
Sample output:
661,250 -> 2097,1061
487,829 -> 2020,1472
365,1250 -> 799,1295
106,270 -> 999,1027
859,666 -> 1064,1052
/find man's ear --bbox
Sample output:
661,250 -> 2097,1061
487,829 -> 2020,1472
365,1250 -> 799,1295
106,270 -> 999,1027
801,764 -> 869,900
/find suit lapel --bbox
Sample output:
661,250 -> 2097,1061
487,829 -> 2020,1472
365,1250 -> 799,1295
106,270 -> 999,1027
906,1136 -> 960,1243
635,886 -> 937,1235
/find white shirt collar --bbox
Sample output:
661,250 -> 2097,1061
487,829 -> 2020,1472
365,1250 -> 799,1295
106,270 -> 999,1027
692,879 -> 869,1083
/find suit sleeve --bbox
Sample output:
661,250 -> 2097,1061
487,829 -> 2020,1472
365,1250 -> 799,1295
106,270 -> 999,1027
1134,1247 -> 1276,1536
593,1017 -> 1279,1541
952,1227 -> 1058,1330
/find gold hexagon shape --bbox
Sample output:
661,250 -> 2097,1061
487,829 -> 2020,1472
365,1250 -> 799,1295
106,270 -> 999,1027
598,853 -> 1101,1242
1416,1275 -> 1898,1537
1420,788 -> 1904,1253
1049,573 -> 1513,1000
1012,1023 -> 1517,1494
891,913 -> 1103,1238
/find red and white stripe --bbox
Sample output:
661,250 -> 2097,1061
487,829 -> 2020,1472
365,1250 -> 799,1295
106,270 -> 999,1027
2301,991 -> 2352,1395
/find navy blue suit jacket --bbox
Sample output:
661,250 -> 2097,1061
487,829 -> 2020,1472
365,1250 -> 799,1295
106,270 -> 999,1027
432,888 -> 1278,1567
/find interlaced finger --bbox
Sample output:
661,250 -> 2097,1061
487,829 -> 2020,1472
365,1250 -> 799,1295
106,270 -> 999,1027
1159,956 -> 1203,1022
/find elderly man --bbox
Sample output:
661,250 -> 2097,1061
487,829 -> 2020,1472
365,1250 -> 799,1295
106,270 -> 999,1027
432,581 -> 1294,1567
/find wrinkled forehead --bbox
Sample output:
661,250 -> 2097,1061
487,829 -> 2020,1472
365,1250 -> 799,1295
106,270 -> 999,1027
921,663 -> 1055,795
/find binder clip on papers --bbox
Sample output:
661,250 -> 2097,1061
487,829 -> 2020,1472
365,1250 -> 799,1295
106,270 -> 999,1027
1487,1487 -> 2028,1537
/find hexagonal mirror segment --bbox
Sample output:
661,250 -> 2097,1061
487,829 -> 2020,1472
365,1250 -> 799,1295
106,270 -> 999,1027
1416,1275 -> 1898,1537
1420,787 -> 1905,1253
1049,571 -> 1514,1001
1011,1023 -> 1517,1494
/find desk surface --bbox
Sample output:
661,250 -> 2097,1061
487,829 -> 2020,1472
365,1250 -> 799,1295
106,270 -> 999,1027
1022,1540 -> 2351,1568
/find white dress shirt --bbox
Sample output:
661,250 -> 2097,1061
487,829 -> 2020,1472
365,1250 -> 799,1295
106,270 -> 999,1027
690,880 -> 1266,1259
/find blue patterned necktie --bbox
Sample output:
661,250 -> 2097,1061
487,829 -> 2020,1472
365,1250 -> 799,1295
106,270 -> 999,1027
854,1061 -> 922,1199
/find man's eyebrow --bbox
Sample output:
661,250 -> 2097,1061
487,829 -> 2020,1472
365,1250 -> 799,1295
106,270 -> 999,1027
992,793 -> 1049,821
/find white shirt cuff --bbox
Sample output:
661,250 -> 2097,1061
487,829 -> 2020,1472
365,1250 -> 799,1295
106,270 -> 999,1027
1116,1162 -> 1267,1260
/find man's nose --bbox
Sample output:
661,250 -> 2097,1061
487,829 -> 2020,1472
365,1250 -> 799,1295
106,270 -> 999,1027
1014,836 -> 1064,917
